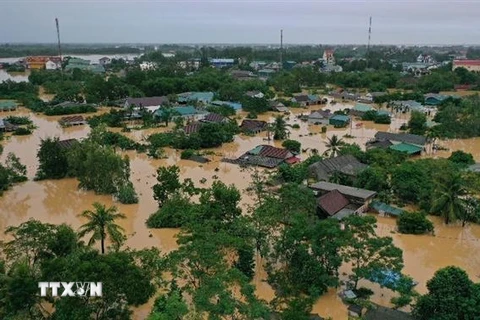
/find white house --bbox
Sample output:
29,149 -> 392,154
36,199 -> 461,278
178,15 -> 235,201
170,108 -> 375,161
45,60 -> 61,70
140,62 -> 158,71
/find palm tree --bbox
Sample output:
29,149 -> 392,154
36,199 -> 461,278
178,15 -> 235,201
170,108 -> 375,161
431,173 -> 467,225
273,116 -> 288,140
324,134 -> 344,158
78,202 -> 126,254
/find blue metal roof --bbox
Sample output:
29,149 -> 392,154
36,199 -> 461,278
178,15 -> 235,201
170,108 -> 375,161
211,100 -> 242,110
330,114 -> 350,122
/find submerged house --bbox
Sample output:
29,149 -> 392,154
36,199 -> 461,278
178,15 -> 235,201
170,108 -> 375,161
390,100 -> 424,112
222,145 -> 300,169
310,181 -> 377,219
292,94 -> 320,107
178,92 -> 214,104
307,110 -> 331,125
201,113 -> 228,124
350,103 -> 375,117
308,155 -> 367,181
124,96 -> 169,113
56,138 -> 79,149
367,131 -> 426,156
154,106 -> 205,122
239,119 -> 268,134
329,114 -> 350,127
270,101 -> 289,113
210,100 -> 242,111
59,115 -> 87,126
0,100 -> 18,111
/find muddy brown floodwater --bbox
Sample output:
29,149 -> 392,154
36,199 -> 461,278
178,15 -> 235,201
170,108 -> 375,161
1,102 -> 480,319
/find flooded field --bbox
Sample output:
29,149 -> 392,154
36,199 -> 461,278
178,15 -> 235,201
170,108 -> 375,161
1,102 -> 480,319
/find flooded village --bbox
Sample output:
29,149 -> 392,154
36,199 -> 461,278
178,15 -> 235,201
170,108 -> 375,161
1,42 -> 480,320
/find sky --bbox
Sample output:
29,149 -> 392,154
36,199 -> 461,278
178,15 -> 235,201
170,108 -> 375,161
1,0 -> 480,45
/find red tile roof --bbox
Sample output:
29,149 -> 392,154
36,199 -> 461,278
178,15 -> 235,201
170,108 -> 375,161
285,156 -> 301,164
183,122 -> 202,134
203,113 -> 226,123
453,60 -> 480,66
318,190 -> 350,216
59,115 -> 85,123
258,145 -> 292,159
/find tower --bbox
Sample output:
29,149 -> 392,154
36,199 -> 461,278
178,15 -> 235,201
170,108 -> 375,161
366,17 -> 372,68
280,29 -> 283,69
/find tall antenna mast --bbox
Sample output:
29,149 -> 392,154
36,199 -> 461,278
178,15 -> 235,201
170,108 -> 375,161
55,18 -> 63,73
280,29 -> 283,69
366,16 -> 372,68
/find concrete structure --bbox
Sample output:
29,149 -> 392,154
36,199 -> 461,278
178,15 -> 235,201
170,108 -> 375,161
45,59 -> 61,70
323,49 -> 335,64
453,60 -> 480,72
25,56 -> 61,69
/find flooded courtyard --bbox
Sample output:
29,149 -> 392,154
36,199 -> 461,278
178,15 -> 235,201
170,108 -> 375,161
1,102 -> 480,319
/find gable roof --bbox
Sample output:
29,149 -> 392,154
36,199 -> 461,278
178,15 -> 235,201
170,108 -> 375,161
310,181 -> 377,200
126,96 -> 169,107
365,305 -> 413,320
330,114 -> 350,122
240,119 -> 267,131
249,145 -> 292,159
318,190 -> 350,216
353,103 -> 374,112
56,139 -> 79,149
203,113 -> 226,123
308,155 -> 367,180
183,122 -> 202,134
389,142 -> 423,154
59,115 -> 85,124
375,131 -> 426,146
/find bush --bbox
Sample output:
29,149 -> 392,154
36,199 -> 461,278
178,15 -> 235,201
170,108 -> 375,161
448,150 -> 475,167
292,123 -> 300,129
4,116 -> 32,125
12,127 -> 32,136
321,126 -> 327,133
397,211 -> 434,234
44,104 -> 97,116
116,182 -> 139,204
246,112 -> 258,119
282,139 -> 301,153
180,149 -> 195,159
374,114 -> 391,124
146,195 -> 193,228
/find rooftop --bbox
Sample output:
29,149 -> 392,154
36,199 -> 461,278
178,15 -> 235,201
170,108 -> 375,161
389,142 -> 423,155
240,119 -> 267,131
375,131 -> 427,146
453,59 -> 480,66
353,103 -> 374,112
310,181 -> 377,200
203,113 -> 226,123
330,114 -> 350,122
318,190 -> 350,216
126,96 -> 169,107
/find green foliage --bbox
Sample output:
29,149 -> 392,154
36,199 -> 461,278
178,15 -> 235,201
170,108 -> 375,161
44,104 -> 97,116
273,116 -> 288,140
0,153 -> 28,195
153,166 -> 183,207
4,116 -> 32,125
448,150 -> 475,167
88,109 -> 125,128
408,110 -> 427,135
35,137 -> 70,180
78,202 -> 126,254
180,149 -> 195,159
431,171 -> 468,225
206,104 -> 236,117
281,139 -> 301,153
414,266 -> 480,320
343,215 -> 404,290
433,96 -> 480,138
116,181 -> 139,204
324,134 -> 344,158
397,212 -> 434,234
147,194 -> 194,228
12,127 -> 32,136
234,245 -> 255,280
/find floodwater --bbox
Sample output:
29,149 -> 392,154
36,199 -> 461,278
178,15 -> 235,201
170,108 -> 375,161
1,102 -> 480,319
0,69 -> 30,82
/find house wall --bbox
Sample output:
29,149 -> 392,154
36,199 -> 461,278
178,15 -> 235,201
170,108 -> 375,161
308,118 -> 329,125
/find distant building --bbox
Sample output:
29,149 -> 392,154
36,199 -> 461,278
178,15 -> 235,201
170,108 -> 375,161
249,61 -> 267,70
25,56 -> 61,69
350,103 -> 375,117
99,57 -> 111,66
239,119 -> 268,134
210,100 -> 242,111
201,113 -> 228,124
230,70 -> 256,81
210,58 -> 235,68
162,52 -> 176,58
307,110 -> 331,125
45,59 -> 61,70
140,61 -> 157,70
258,69 -> 276,79
292,94 -> 320,107
245,91 -> 265,99
178,92 -> 214,104
323,49 -> 335,64
124,96 -> 169,113
154,106 -> 204,122
59,115 -> 87,127
424,93 -> 450,106
452,60 -> 480,72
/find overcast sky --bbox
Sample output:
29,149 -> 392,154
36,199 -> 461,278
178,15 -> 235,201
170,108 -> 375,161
1,0 -> 479,45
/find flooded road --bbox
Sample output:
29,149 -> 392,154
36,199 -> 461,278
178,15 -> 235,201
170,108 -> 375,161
1,102 -> 480,319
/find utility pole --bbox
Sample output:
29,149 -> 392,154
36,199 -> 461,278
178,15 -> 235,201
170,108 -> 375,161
366,16 -> 372,69
280,29 -> 283,69
55,18 -> 63,75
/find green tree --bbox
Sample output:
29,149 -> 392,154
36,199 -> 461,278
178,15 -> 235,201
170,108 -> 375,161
431,172 -> 468,225
36,137 -> 70,180
78,202 -> 126,254
158,107 -> 180,127
343,215 -> 404,290
414,266 -> 480,320
397,212 -> 434,234
408,110 -> 427,135
324,134 -> 344,158
273,116 -> 288,140
153,166 -> 183,207
281,139 -> 301,153
448,150 -> 475,167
